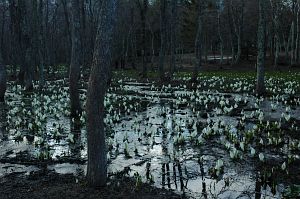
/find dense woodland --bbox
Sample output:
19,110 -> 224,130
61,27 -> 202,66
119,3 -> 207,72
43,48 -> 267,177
0,0 -> 300,198
1,0 -> 300,75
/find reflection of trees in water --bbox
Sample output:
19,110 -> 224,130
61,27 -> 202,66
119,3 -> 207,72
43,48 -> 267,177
160,104 -> 186,191
161,106 -> 171,189
198,158 -> 208,199
70,117 -> 82,160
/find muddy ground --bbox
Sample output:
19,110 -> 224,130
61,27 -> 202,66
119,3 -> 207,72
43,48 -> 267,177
0,171 -> 184,199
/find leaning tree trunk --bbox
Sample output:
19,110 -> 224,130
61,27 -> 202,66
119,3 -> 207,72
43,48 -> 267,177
70,0 -> 82,116
256,0 -> 266,96
0,52 -> 6,102
86,0 -> 117,187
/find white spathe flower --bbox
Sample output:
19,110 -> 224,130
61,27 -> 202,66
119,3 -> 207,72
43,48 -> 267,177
28,123 -> 33,130
68,133 -> 75,143
202,126 -> 212,135
250,147 -> 256,156
259,153 -> 264,162
215,159 -> 224,171
240,142 -> 245,151
283,113 -> 291,122
259,138 -> 264,145
225,142 -> 231,150
230,147 -> 239,159
197,135 -> 204,145
258,112 -> 264,122
281,162 -> 286,171
271,103 -> 277,111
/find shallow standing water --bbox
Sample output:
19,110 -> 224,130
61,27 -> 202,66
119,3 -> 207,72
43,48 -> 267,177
0,77 -> 300,199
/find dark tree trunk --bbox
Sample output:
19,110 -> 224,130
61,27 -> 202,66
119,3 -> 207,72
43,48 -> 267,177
141,0 -> 148,77
227,2 -> 236,65
218,12 -> 224,65
136,0 -> 148,77
0,52 -> 6,102
192,0 -> 202,82
45,0 -> 50,69
159,0 -> 167,81
61,0 -> 72,65
70,0 -> 82,116
130,6 -> 136,69
1,8 -> 5,61
86,0 -> 117,187
80,0 -> 87,66
256,0 -> 266,96
32,0 -> 44,89
9,0 -> 25,84
170,0 -> 177,77
38,0 -> 45,88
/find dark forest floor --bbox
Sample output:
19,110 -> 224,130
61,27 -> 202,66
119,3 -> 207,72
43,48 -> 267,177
0,171 -> 184,199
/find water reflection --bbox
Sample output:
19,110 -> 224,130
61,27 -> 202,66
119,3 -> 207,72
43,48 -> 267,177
0,81 -> 297,199
69,117 -> 82,159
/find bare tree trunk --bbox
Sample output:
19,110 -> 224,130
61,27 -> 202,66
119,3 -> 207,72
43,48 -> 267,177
0,52 -> 6,102
296,5 -> 300,64
270,0 -> 280,68
130,5 -> 136,70
218,12 -> 224,65
230,0 -> 244,65
275,35 -> 279,68
0,7 -> 5,61
45,0 -> 50,70
147,21 -> 155,71
227,2 -> 235,65
170,0 -> 177,77
80,0 -> 87,66
291,21 -> 295,66
136,0 -> 148,77
125,28 -> 132,69
257,0 -> 266,96
142,0 -> 148,77
9,0 -> 26,84
32,0 -> 44,88
204,32 -> 208,63
38,0 -> 45,88
86,0 -> 117,187
192,0 -> 202,82
284,24 -> 293,65
159,0 -> 167,81
61,0 -> 72,65
70,0 -> 82,116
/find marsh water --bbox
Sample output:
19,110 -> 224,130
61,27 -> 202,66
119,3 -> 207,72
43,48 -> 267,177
0,77 -> 299,199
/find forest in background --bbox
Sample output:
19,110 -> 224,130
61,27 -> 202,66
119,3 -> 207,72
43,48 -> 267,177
1,0 -> 300,78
